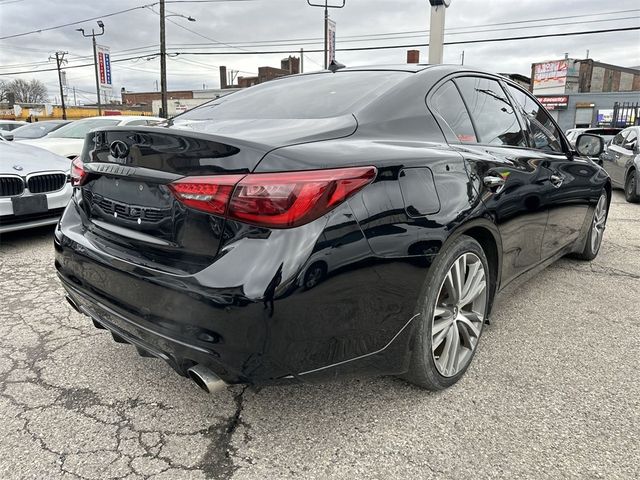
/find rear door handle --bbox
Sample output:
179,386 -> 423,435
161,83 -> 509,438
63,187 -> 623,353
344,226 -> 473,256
483,175 -> 506,192
550,174 -> 564,187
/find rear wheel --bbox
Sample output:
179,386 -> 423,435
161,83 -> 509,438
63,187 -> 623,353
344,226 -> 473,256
573,192 -> 608,261
403,235 -> 490,390
625,170 -> 640,203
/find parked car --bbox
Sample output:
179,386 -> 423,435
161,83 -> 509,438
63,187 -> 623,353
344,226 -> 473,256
55,65 -> 610,393
0,120 -> 28,139
20,115 -> 163,158
10,120 -> 72,140
0,136 -> 73,233
599,126 -> 639,202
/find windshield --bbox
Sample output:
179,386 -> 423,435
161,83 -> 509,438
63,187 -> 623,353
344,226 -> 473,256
48,118 -> 120,139
0,122 -> 25,131
13,122 -> 67,139
174,71 -> 411,122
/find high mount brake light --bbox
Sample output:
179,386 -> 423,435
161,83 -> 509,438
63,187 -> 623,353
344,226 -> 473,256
168,166 -> 377,228
70,157 -> 89,186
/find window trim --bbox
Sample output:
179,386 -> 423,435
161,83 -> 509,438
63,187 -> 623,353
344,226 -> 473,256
427,71 -> 571,155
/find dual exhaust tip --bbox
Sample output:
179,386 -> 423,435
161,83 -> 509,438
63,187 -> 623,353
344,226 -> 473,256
67,295 -> 227,394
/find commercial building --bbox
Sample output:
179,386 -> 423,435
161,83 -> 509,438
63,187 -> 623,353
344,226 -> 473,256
531,58 -> 640,131
220,56 -> 301,89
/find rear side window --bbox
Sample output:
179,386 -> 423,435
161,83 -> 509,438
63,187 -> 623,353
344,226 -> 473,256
431,81 -> 477,143
455,77 -> 526,147
611,131 -> 627,146
506,85 -> 563,153
624,129 -> 637,149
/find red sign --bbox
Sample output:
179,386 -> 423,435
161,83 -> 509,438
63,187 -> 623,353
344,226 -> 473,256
98,52 -> 106,85
536,95 -> 569,111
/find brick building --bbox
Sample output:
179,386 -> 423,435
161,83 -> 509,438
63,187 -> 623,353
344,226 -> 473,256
221,56 -> 301,89
121,89 -> 193,107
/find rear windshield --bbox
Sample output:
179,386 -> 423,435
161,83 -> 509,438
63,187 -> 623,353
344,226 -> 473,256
174,71 -> 410,121
13,122 -> 66,139
49,118 -> 121,139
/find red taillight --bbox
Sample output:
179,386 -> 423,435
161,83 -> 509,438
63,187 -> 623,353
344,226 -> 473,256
167,175 -> 244,215
168,166 -> 377,228
70,157 -> 88,186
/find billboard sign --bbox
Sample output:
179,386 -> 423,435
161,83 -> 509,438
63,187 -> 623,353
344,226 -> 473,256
536,95 -> 569,111
326,19 -> 336,66
97,45 -> 112,89
533,60 -> 568,89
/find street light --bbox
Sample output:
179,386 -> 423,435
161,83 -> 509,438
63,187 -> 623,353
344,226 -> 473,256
77,21 -> 105,115
159,0 -> 196,119
306,1 -> 345,69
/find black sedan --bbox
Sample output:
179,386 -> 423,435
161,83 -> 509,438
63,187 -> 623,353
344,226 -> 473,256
55,65 -> 610,392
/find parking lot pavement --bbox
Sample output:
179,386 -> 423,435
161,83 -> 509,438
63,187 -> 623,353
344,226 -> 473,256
0,190 -> 638,480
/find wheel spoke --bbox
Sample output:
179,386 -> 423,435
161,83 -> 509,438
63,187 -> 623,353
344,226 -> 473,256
444,324 -> 460,374
457,313 -> 481,338
432,321 -> 450,351
460,265 -> 485,306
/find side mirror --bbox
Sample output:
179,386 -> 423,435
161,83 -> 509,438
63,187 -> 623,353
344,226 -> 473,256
0,132 -> 13,141
575,133 -> 604,158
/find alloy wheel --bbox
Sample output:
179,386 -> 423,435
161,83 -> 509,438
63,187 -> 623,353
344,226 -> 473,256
431,252 -> 487,377
590,194 -> 607,254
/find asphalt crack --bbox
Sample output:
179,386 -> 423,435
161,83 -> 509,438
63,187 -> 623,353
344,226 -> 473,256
200,385 -> 249,480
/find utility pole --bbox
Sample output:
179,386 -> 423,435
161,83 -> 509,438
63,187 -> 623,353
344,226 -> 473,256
300,48 -> 304,73
50,51 -> 68,119
158,2 -> 195,118
307,1 -> 345,69
77,21 -> 105,115
428,0 -> 452,64
73,87 -> 77,106
160,0 -> 168,118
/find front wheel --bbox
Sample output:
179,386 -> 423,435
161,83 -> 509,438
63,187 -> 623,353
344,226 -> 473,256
403,235 -> 490,390
625,170 -> 640,203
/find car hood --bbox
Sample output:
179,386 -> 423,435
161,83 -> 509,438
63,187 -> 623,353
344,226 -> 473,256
1,140 -> 71,174
169,115 -> 358,150
18,137 -> 84,158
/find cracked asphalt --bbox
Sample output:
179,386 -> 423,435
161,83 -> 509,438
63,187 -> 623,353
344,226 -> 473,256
1,190 -> 638,480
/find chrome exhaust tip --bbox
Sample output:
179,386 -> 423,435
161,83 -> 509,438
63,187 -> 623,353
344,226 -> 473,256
187,364 -> 227,394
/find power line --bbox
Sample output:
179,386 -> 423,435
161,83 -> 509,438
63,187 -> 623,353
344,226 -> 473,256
0,0 -> 263,41
170,25 -> 640,55
1,25 -> 638,76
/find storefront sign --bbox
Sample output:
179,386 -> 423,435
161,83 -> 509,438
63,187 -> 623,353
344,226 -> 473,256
536,95 -> 569,110
533,60 -> 568,89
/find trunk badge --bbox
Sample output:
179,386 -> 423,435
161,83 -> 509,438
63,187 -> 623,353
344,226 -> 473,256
139,184 -> 144,191
110,140 -> 129,160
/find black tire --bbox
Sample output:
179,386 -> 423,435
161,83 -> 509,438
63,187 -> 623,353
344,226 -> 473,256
403,235 -> 491,390
573,191 -> 609,261
625,170 -> 640,203
303,262 -> 327,290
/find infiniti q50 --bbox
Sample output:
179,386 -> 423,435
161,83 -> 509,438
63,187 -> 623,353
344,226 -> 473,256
55,65 -> 610,392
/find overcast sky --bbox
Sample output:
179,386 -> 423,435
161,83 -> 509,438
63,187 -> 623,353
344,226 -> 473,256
0,0 -> 638,104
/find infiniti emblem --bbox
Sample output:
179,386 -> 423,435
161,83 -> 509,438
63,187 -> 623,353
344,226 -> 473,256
109,140 -> 130,160
13,165 -> 23,171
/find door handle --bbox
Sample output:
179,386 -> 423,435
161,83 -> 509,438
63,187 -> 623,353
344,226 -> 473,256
549,174 -> 564,188
483,175 -> 506,192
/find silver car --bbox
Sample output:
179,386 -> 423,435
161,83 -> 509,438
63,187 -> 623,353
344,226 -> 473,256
600,126 -> 640,203
0,136 -> 73,233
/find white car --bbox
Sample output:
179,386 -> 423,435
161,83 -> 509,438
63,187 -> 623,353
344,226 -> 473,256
0,120 -> 28,139
0,136 -> 73,233
19,115 -> 163,158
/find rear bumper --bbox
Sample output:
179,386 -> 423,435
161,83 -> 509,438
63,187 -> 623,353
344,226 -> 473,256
55,200 -> 429,385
